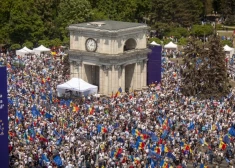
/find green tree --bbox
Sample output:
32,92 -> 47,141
221,40 -> 233,47
7,0 -> 44,44
63,54 -> 70,76
173,0 -> 203,27
178,37 -> 188,45
181,35 -> 229,99
50,38 -> 62,47
200,34 -> 230,98
191,24 -> 214,36
221,0 -> 235,25
57,0 -> 93,39
10,44 -> 21,50
38,39 -> 51,48
35,0 -> 60,39
181,37 -> 202,96
22,41 -> 34,49
149,37 -> 161,44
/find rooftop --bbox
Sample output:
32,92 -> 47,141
69,20 -> 147,31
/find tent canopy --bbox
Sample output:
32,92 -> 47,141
150,41 -> 160,46
164,42 -> 177,49
33,45 -> 51,55
16,49 -> 30,56
22,46 -> 34,53
33,45 -> 51,51
223,45 -> 233,52
223,45 -> 234,58
57,78 -> 98,97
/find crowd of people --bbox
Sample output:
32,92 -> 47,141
2,52 -> 235,168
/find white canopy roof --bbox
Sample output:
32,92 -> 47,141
223,45 -> 233,52
16,49 -> 30,56
150,41 -> 160,46
164,42 -> 178,49
16,49 -> 29,54
57,78 -> 98,97
22,46 -> 34,53
33,45 -> 51,51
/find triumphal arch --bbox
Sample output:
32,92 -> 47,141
68,20 -> 149,95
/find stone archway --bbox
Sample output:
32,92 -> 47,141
84,64 -> 100,89
125,63 -> 135,92
124,38 -> 137,51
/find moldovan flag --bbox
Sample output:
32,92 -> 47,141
114,87 -> 122,98
219,141 -> 227,150
89,107 -> 94,115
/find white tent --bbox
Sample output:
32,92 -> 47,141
57,78 -> 98,97
223,45 -> 234,58
164,42 -> 178,50
33,45 -> 51,55
150,41 -> 160,46
22,46 -> 34,53
16,49 -> 30,57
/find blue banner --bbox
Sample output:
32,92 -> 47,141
0,66 -> 8,167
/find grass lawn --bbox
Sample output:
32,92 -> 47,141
217,31 -> 233,37
169,58 -> 184,64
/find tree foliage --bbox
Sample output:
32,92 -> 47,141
181,35 -> 229,99
191,25 -> 214,36
0,0 -> 228,47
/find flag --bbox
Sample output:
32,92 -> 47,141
219,141 -> 227,150
16,111 -> 24,120
41,154 -> 50,163
228,127 -> 235,136
188,122 -> 195,130
136,141 -> 145,149
134,158 -> 140,165
158,116 -> 163,125
28,135 -> 33,141
101,127 -> 108,133
160,160 -> 168,168
137,134 -> 148,141
223,134 -> 231,144
30,128 -> 36,138
132,129 -> 141,137
114,87 -> 122,98
154,146 -> 161,154
113,148 -> 123,158
166,152 -> 176,160
53,155 -> 63,166
8,98 -> 14,105
161,130 -> 168,139
97,125 -> 108,133
200,163 -> 207,168
89,107 -> 94,115
45,112 -> 53,119
31,105 -> 40,118
151,133 -> 159,142
53,130 -> 60,137
56,137 -> 62,146
162,118 -> 168,129
39,134 -> 48,142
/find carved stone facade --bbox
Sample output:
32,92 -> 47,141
68,20 -> 149,95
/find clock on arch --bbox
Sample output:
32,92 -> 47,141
85,38 -> 97,52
